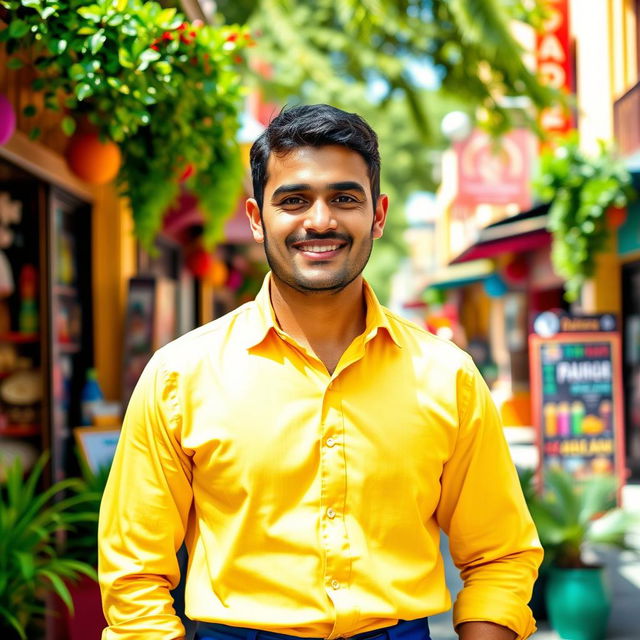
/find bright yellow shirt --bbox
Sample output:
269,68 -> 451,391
99,275 -> 542,640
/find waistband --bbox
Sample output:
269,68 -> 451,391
195,617 -> 430,640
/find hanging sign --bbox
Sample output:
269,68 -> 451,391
529,312 -> 625,493
536,0 -> 574,136
454,128 -> 534,210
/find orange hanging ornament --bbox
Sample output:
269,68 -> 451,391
65,132 -> 122,185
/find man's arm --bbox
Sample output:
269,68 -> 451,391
458,622 -> 517,640
436,357 -> 543,640
98,353 -> 193,639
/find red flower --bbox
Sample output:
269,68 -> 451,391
151,44 -> 159,51
226,32 -> 238,42
177,22 -> 188,31
234,55 -> 243,63
162,31 -> 173,41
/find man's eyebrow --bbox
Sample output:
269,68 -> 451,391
270,181 -> 367,200
328,181 -> 366,194
271,184 -> 312,199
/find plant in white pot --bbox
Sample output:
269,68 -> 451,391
528,468 -> 639,640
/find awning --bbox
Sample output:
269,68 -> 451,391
449,203 -> 550,265
423,259 -> 494,290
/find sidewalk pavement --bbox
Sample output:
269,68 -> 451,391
427,431 -> 640,640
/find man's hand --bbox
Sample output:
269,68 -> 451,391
457,622 -> 518,640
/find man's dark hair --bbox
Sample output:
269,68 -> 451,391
249,104 -> 381,212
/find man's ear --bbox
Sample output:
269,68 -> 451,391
372,194 -> 389,239
246,198 -> 264,243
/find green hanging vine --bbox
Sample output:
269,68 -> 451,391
535,135 -> 636,302
1,0 -> 251,248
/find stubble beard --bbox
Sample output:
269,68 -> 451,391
261,222 -> 374,294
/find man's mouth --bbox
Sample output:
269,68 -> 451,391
290,239 -> 348,258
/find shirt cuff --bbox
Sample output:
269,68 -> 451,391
453,584 -> 537,640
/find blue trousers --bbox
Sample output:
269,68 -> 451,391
195,617 -> 431,640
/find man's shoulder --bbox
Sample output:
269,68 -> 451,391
382,306 -> 473,369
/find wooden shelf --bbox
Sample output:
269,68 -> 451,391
0,424 -> 39,437
0,332 -> 39,344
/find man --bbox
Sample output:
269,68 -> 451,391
99,104 -> 542,640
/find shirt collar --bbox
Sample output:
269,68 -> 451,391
244,273 -> 401,351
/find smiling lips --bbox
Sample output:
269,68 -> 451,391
291,239 -> 347,259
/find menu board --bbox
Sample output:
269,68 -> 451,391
529,312 -> 625,487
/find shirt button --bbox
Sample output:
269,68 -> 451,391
326,437 -> 336,448
327,507 -> 336,519
331,579 -> 340,590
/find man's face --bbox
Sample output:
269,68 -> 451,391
246,145 -> 388,294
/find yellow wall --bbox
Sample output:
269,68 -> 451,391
609,0 -> 638,98
571,0 -> 615,152
92,186 -> 137,401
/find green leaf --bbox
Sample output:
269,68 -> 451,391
155,61 -> 172,75
41,6 -> 56,20
75,83 -> 92,101
55,39 -> 68,54
61,116 -> 76,136
69,63 -> 85,81
22,105 -> 37,117
28,127 -> 41,140
77,5 -> 102,22
9,19 -> 29,38
90,29 -> 106,54
7,58 -> 24,70
156,7 -> 177,26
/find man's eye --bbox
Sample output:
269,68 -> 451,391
280,197 -> 305,205
334,195 -> 357,203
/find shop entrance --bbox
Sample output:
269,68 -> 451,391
622,260 -> 640,478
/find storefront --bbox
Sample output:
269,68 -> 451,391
618,191 -> 640,478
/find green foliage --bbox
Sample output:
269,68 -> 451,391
0,455 -> 96,639
535,135 -> 636,302
520,468 -> 639,569
221,0 -> 560,139
1,0 -> 249,248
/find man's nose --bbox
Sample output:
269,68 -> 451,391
303,200 -> 337,232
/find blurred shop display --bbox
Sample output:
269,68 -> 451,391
0,159 -> 94,484
529,311 -> 625,492
121,275 -> 177,405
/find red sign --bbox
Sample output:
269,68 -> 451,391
454,129 -> 533,210
536,0 -> 574,135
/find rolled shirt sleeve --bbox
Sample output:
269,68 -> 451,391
98,352 -> 193,639
436,356 -> 543,639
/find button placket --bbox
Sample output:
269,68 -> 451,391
319,377 -> 355,634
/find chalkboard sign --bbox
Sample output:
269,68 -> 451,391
529,312 -> 625,489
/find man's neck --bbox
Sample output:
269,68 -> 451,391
269,275 -> 367,374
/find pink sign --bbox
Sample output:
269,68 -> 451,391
454,129 -> 534,210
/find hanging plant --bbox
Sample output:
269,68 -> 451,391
0,0 -> 252,249
535,134 -> 636,302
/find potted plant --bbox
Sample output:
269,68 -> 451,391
535,134 -> 636,302
526,468 -> 639,640
0,0 -> 250,249
0,454 -> 97,639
